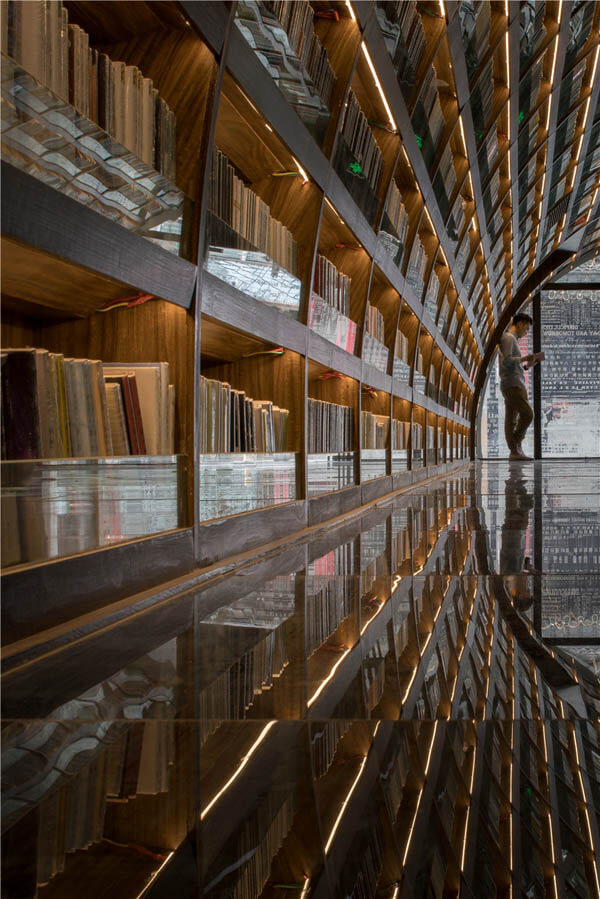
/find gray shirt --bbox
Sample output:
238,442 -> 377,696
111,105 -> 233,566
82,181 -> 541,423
499,331 -> 526,391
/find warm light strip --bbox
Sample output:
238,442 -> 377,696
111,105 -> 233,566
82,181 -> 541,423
392,887 -> 399,899
439,1 -> 446,18
360,602 -> 384,635
504,0 -> 509,16
300,878 -> 311,898
572,733 -> 600,892
506,32 -> 510,90
459,114 -> 468,155
550,34 -> 560,86
324,196 -> 345,225
460,807 -> 471,870
425,721 -> 439,775
136,853 -> 175,899
345,0 -> 356,22
402,790 -> 423,865
423,205 -> 435,232
201,722 -> 276,819
590,44 -> 600,88
361,43 -> 397,131
580,95 -> 592,134
307,647 -> 352,707
324,755 -> 368,853
293,156 -> 309,183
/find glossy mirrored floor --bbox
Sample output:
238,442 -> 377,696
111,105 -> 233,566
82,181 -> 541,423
2,462 -> 599,898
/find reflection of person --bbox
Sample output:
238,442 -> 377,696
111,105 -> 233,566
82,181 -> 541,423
498,313 -> 544,460
499,464 -> 535,610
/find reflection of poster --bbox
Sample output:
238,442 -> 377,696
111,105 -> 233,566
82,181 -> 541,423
542,398 -> 600,456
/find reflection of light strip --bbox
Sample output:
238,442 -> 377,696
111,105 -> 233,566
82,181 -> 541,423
392,887 -> 399,899
572,733 -> 600,892
361,43 -> 397,131
300,877 -> 311,898
324,197 -> 345,225
200,722 -> 275,819
590,45 -> 600,89
402,667 -> 418,703
439,0 -> 446,17
345,0 -> 356,21
136,853 -> 175,899
324,755 -> 368,853
307,647 -> 351,707
460,807 -> 471,870
360,601 -> 384,634
506,33 -> 510,93
540,724 -> 559,897
557,0 -> 563,26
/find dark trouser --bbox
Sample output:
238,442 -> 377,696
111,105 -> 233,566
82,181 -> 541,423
502,385 -> 533,452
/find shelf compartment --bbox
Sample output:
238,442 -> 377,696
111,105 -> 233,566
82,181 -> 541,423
307,452 -> 355,496
198,452 -> 297,521
1,54 -> 186,255
361,448 -> 387,482
1,455 -> 185,569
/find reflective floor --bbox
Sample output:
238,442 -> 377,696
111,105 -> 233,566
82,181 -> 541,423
2,462 -> 599,898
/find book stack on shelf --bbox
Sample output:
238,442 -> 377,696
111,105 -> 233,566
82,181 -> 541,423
438,294 -> 452,335
335,91 -> 383,224
426,424 -> 436,460
520,0 -> 546,65
199,375 -> 288,453
412,421 -> 424,464
423,268 -> 441,322
311,721 -> 351,779
470,58 -> 494,139
413,348 -> 426,393
376,0 -> 426,91
206,147 -> 300,315
433,143 -> 457,219
198,376 -> 294,521
392,419 -> 410,454
459,0 -> 491,80
393,330 -> 411,382
308,398 -> 353,453
447,192 -> 466,249
309,254 -> 357,352
413,66 -> 445,168
478,128 -> 499,186
405,233 -> 428,300
362,303 -> 389,373
234,0 -> 336,142
361,411 -> 389,479
2,2 -> 183,250
306,572 -> 354,657
379,179 -> 409,267
307,398 -> 354,494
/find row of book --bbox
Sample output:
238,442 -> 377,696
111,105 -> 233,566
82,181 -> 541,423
3,0 -> 176,179
419,66 -> 445,152
1,348 -> 175,459
308,293 -> 358,353
264,0 -> 336,108
311,720 -> 351,779
423,269 -> 441,320
365,303 -> 385,343
394,330 -> 410,365
380,0 -> 426,86
380,179 -> 409,265
307,398 -> 354,453
312,253 -> 351,317
306,577 -> 354,657
406,233 -> 427,299
231,791 -> 296,899
199,375 -> 289,453
361,412 -> 389,450
340,91 -> 383,193
210,148 -> 297,275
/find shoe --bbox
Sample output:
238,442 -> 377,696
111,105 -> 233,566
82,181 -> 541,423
509,451 -> 532,460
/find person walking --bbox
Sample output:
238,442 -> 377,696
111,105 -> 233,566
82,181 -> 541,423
498,313 -> 544,460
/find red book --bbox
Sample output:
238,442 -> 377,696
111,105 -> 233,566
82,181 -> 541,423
104,375 -> 146,454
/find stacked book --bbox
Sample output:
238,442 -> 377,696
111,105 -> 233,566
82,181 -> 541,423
229,792 -> 296,899
447,193 -> 466,245
406,233 -> 427,299
199,375 -> 288,453
311,720 -> 351,779
308,398 -> 353,453
377,0 -> 425,86
1,348 -> 175,459
361,412 -> 389,449
313,254 -> 351,317
210,147 -> 298,275
438,294 -> 451,333
380,179 -> 409,265
459,0 -> 491,75
520,0 -> 546,63
3,0 -> 176,179
306,577 -> 353,656
420,67 -> 445,151
263,0 -> 336,108
412,422 -> 423,451
339,91 -> 384,193
309,255 -> 357,352
394,330 -> 410,364
392,419 -> 410,450
426,425 -> 436,450
365,303 -> 385,343
423,269 -> 441,320
435,144 -> 457,206
471,58 -> 494,135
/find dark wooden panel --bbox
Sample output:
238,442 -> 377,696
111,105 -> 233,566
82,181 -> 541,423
2,528 -> 195,646
307,329 -> 362,381
1,163 -> 197,309
307,486 -> 362,526
361,476 -> 392,505
196,501 -> 307,568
